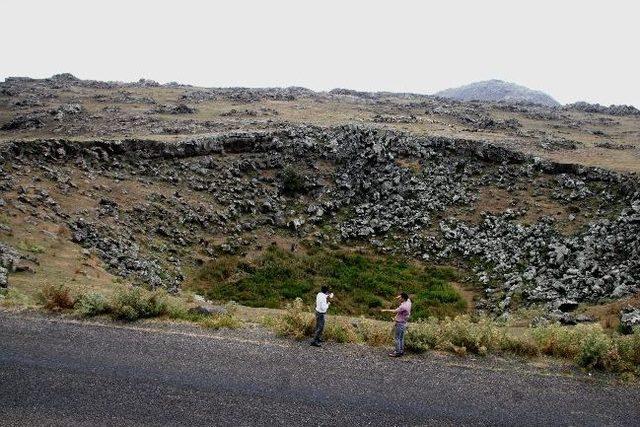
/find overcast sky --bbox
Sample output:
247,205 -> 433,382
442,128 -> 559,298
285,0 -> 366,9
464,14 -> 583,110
2,0 -> 639,106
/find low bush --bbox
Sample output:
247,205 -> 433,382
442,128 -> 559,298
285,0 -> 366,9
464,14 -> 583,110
499,334 -> 540,357
18,240 -> 45,254
404,318 -> 440,352
406,316 -> 506,355
33,284 -> 245,328
74,292 -> 109,317
272,298 -> 315,340
356,319 -> 392,346
531,324 -> 581,358
38,284 -> 76,310
531,323 -> 640,373
616,330 -> 640,369
166,299 -> 242,329
324,319 -> 359,343
575,326 -> 615,370
281,166 -> 307,195
269,302 -> 639,375
109,287 -> 168,321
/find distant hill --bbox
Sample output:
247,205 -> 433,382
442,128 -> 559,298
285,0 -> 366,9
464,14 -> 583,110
435,80 -> 560,107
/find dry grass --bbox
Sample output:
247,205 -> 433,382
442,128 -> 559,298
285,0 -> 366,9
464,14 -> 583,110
29,283 -> 243,330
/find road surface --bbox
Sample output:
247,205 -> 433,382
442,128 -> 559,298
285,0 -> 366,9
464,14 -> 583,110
0,311 -> 638,426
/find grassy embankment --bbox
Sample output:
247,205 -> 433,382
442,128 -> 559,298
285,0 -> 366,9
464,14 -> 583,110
187,246 -> 468,320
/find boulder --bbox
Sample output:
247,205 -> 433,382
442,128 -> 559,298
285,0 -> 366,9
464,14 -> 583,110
619,307 -> 640,334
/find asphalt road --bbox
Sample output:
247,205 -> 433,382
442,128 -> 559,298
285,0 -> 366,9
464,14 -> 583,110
1,312 -> 638,426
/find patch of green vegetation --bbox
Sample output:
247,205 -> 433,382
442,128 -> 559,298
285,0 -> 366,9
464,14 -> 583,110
281,166 -> 307,195
189,246 -> 466,320
0,288 -> 33,307
74,292 -> 109,317
17,240 -> 45,254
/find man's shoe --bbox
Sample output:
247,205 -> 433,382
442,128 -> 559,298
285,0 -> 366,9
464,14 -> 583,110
388,352 -> 402,357
310,342 -> 322,347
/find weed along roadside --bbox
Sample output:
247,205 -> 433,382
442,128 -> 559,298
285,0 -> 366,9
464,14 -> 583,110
4,282 -> 638,380
268,297 -> 640,378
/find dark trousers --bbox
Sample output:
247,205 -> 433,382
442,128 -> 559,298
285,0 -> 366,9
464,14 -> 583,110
312,311 -> 325,343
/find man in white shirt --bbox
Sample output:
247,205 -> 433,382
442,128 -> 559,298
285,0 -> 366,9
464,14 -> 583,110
310,286 -> 333,347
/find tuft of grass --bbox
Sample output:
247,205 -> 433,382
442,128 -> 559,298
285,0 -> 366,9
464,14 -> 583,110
189,246 -> 466,320
200,314 -> 242,330
532,323 -> 640,372
324,319 -> 359,343
532,323 -> 582,358
405,316 -> 510,356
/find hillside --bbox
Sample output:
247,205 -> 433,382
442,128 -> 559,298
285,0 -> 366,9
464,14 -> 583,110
436,79 -> 561,107
1,74 -> 639,328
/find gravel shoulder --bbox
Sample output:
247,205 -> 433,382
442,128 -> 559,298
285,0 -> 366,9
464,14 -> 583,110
0,311 -> 638,426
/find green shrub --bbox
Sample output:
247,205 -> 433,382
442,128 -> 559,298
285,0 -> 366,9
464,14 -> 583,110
194,256 -> 239,283
499,334 -> 540,357
356,319 -> 392,346
110,287 -> 168,321
18,240 -> 45,254
281,167 -> 307,195
405,318 -> 440,352
74,292 -> 108,317
576,326 -> 614,370
38,284 -> 76,310
532,324 -> 581,358
439,316 -> 502,354
324,319 -> 358,343
165,299 -> 192,320
616,329 -> 640,367
407,316 -> 538,357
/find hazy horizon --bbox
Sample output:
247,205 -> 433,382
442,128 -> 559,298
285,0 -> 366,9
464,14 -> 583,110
3,0 -> 639,107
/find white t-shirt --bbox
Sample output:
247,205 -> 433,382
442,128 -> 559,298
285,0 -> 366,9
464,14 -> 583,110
315,292 -> 330,313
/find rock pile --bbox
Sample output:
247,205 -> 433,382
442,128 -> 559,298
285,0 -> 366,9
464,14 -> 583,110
0,243 -> 22,287
152,104 -> 197,115
619,307 -> 640,334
